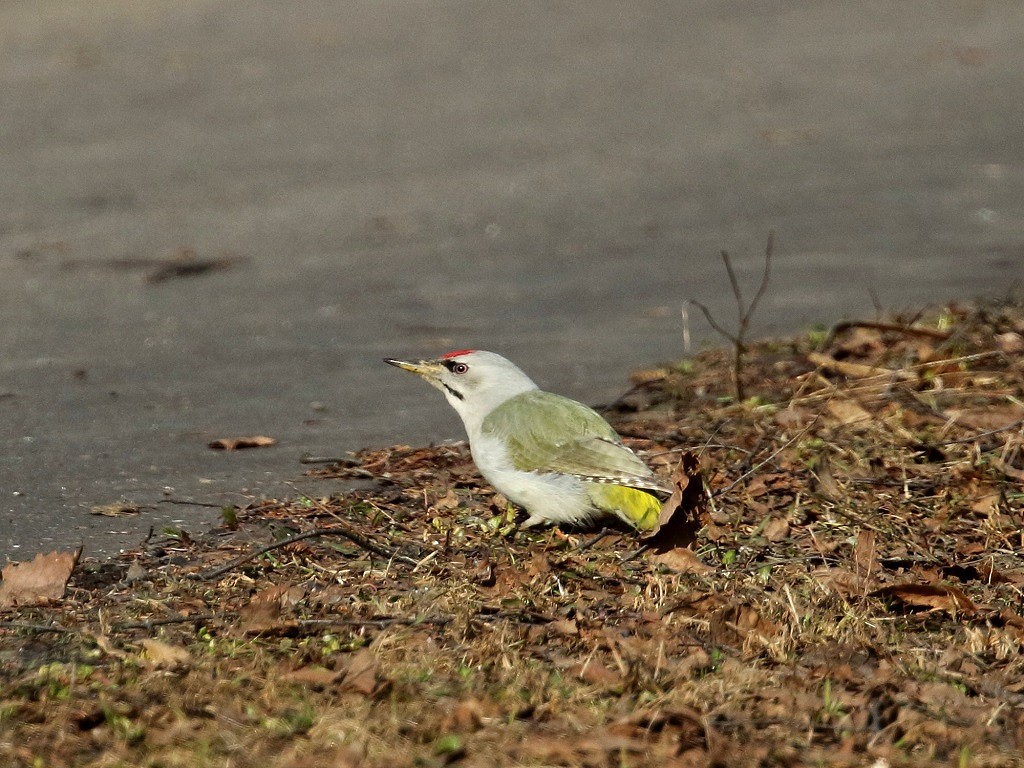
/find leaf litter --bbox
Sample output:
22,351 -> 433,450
2,301 -> 1024,767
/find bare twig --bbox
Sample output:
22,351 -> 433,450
686,232 -> 774,400
819,319 -> 951,352
297,614 -> 455,629
0,621 -> 77,635
192,523 -> 420,581
111,613 -> 224,632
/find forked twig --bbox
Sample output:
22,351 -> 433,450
687,232 -> 774,400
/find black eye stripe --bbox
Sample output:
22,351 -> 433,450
443,360 -> 469,374
443,383 -> 465,401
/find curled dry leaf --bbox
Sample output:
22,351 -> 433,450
643,451 -> 705,545
239,582 -> 303,635
871,583 -> 976,615
208,435 -> 276,451
90,503 -> 143,517
0,549 -> 81,608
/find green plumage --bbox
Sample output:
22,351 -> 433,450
480,390 -> 665,529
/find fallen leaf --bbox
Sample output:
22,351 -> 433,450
281,666 -> 341,688
208,435 -> 276,451
578,660 -> 623,689
145,249 -> 246,283
89,503 -> 143,517
239,583 -> 298,634
651,546 -> 713,574
871,583 -> 976,615
763,517 -> 790,543
141,638 -> 192,669
432,489 -> 460,511
827,399 -> 874,425
549,619 -> 579,637
644,451 -> 705,546
0,549 -> 81,608
340,648 -> 379,696
853,529 -> 877,590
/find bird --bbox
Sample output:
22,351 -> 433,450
384,349 -> 670,530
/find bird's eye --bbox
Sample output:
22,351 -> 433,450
452,362 -> 469,375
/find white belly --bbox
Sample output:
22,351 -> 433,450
470,433 -> 594,526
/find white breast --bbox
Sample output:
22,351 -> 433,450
470,432 -> 594,526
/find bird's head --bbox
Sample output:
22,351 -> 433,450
385,349 -> 538,432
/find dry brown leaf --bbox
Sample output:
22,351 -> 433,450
239,583 -> 297,634
281,666 -> 341,688
141,638 -> 192,670
871,583 -> 976,615
644,451 -> 705,545
651,546 -> 713,574
550,619 -> 579,637
578,660 -> 623,688
432,489 -> 460,511
208,435 -> 276,451
763,517 -> 790,543
0,549 -> 81,608
827,399 -> 874,425
340,648 -> 379,696
970,493 -> 1000,515
853,529 -> 877,588
89,503 -> 142,517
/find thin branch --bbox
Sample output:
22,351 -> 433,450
296,614 -> 455,629
721,250 -> 745,328
686,299 -> 738,345
685,232 -> 775,402
192,523 -> 419,581
743,230 -> 774,337
111,613 -> 223,632
820,319 -> 950,352
0,621 -> 77,635
938,418 -> 1024,446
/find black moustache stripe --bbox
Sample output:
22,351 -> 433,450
443,384 -> 464,401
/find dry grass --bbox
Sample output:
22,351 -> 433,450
3,300 -> 1024,767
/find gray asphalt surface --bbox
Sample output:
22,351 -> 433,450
2,1 -> 1022,559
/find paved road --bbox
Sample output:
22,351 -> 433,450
2,1 -> 1022,559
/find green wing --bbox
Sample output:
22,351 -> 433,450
481,391 -> 668,493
